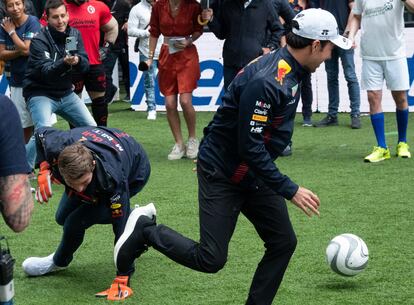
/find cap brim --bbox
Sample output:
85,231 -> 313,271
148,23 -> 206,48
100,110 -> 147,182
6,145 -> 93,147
330,35 -> 352,50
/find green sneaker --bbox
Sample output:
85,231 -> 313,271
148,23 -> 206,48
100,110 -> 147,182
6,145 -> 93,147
364,146 -> 391,163
396,142 -> 411,158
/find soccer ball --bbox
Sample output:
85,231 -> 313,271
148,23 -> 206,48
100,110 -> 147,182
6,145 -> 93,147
326,233 -> 369,276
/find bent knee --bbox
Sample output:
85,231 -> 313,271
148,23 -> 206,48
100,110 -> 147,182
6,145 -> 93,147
268,232 -> 297,254
199,255 -> 227,273
287,233 -> 298,252
55,214 -> 65,226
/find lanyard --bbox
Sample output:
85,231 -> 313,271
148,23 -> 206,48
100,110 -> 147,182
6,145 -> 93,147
44,26 -> 65,58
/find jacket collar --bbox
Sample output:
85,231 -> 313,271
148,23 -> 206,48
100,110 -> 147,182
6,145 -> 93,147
279,47 -> 308,83
47,25 -> 72,45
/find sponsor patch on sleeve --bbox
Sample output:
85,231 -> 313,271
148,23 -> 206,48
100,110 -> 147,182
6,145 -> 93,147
252,114 -> 268,122
250,126 -> 263,133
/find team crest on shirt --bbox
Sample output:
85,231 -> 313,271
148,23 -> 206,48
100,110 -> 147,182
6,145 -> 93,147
23,32 -> 35,39
87,5 -> 96,14
275,60 -> 291,85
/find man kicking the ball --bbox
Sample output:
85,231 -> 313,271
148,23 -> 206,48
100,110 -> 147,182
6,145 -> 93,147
113,9 -> 351,305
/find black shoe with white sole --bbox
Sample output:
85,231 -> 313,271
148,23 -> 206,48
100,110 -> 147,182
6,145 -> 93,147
114,203 -> 156,273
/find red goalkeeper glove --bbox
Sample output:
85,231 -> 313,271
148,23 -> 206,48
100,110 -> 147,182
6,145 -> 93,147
95,276 -> 133,301
35,161 -> 52,203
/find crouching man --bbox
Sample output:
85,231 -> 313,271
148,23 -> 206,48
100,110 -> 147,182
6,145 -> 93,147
22,126 -> 155,301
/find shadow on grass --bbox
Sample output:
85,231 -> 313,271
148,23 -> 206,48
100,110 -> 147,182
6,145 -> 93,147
317,280 -> 367,291
107,103 -> 134,114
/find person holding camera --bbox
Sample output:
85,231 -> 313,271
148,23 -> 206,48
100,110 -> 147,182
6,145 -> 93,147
23,0 -> 96,165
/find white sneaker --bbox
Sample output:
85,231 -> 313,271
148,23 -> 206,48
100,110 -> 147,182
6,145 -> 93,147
22,253 -> 66,276
147,110 -> 156,120
114,203 -> 157,267
168,143 -> 185,160
186,138 -> 199,159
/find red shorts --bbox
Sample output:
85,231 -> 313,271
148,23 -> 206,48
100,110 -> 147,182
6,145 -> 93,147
72,64 -> 106,94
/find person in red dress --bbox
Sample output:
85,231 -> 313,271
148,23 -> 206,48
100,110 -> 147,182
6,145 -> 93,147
146,0 -> 203,160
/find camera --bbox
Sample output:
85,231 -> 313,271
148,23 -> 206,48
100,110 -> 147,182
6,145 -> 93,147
65,36 -> 77,55
0,236 -> 14,305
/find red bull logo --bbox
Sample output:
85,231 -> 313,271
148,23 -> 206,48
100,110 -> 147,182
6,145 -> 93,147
275,60 -> 292,85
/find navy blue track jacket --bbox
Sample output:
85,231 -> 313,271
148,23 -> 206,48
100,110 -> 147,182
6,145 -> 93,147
198,47 -> 306,199
35,126 -> 150,226
23,25 -> 89,100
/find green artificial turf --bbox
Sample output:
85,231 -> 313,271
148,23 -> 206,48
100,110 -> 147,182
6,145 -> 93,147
2,101 -> 413,305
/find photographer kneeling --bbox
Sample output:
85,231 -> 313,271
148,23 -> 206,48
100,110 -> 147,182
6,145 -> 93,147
24,0 -> 96,164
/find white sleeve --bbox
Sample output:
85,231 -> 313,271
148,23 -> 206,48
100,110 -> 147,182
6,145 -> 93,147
127,6 -> 150,38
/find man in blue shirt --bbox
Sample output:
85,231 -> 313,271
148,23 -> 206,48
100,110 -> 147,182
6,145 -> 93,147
0,0 -> 41,169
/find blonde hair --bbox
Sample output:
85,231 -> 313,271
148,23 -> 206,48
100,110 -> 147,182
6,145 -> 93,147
58,143 -> 94,181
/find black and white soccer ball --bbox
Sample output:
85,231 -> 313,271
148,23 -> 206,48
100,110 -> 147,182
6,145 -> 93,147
326,233 -> 369,276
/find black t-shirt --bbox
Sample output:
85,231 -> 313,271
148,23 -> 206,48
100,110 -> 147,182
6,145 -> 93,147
320,0 -> 352,34
0,95 -> 31,176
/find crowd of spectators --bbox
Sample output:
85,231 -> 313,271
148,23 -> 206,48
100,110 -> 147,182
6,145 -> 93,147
1,0 -> 413,164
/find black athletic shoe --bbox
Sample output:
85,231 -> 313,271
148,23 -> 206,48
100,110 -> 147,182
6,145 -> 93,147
314,115 -> 338,127
351,115 -> 361,129
106,84 -> 118,105
114,203 -> 156,273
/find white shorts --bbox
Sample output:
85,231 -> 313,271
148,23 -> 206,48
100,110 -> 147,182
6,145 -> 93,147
361,58 -> 410,91
10,86 -> 33,128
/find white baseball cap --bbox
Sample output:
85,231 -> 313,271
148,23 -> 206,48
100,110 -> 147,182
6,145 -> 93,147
292,8 -> 352,50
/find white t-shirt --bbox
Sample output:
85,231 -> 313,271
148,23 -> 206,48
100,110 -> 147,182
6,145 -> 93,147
128,1 -> 162,59
353,0 -> 406,60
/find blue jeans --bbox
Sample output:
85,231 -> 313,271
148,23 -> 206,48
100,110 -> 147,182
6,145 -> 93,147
140,54 -> 158,111
325,48 -> 360,117
26,93 -> 96,168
